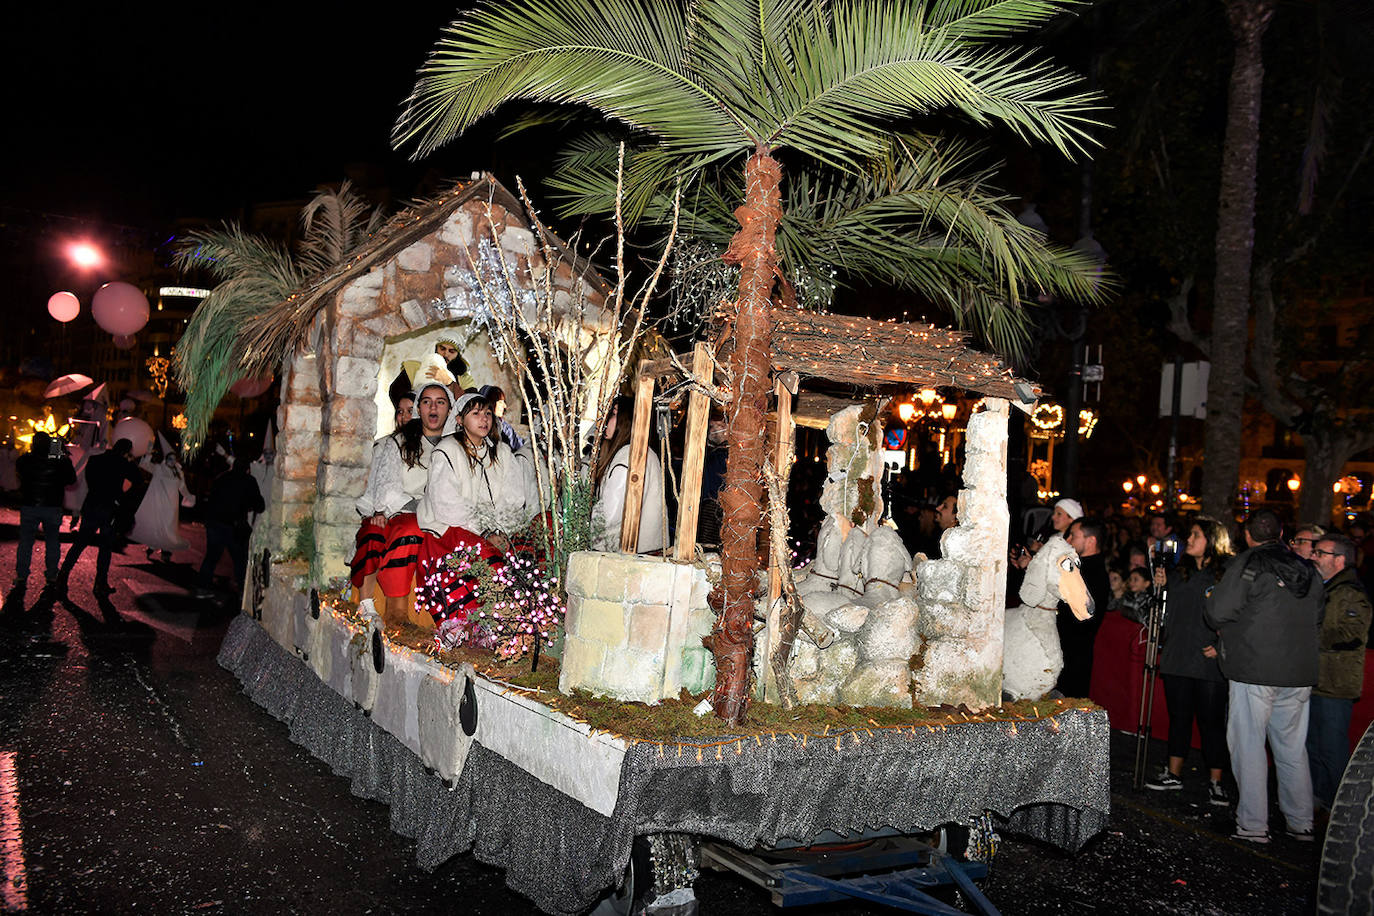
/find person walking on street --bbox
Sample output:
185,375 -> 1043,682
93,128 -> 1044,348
1205,509 -> 1324,844
58,438 -> 141,596
1306,533 -> 1372,814
195,457 -> 265,599
13,431 -> 76,594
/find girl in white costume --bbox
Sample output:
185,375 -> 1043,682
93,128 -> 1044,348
590,395 -> 665,554
416,392 -> 539,645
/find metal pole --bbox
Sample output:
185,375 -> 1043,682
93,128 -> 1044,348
1165,354 -> 1184,509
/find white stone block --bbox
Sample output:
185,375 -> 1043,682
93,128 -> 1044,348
857,595 -> 921,661
417,665 -> 475,782
500,226 -> 536,256
335,356 -> 380,399
371,642 -> 430,757
397,241 -> 433,273
282,404 -> 322,433
473,679 -> 626,817
839,657 -> 912,707
399,298 -> 429,330
439,215 -> 475,248
340,283 -> 381,318
826,602 -> 871,634
348,618 -> 383,712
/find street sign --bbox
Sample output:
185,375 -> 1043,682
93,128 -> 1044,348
1159,361 -> 1209,418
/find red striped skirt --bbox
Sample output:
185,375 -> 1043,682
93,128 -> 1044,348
348,520 -> 387,588
376,513 -> 424,598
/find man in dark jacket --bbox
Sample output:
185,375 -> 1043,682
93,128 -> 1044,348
194,458 -> 264,599
58,438 -> 142,596
1205,509 -> 1323,843
14,431 -> 76,592
1057,516 -> 1111,697
1306,533 -> 1372,812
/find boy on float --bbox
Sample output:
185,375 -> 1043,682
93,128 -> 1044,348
417,391 -> 538,649
349,364 -> 453,627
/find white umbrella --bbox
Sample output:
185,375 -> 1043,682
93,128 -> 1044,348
44,373 -> 95,399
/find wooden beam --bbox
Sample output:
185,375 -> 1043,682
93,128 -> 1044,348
768,380 -> 793,605
619,368 -> 657,553
674,342 -> 714,562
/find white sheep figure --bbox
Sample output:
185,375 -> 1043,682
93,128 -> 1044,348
1002,535 -> 1092,701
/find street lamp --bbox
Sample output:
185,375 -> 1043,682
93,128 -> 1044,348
67,241 -> 104,270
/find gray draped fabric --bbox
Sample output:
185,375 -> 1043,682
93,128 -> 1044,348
220,614 -> 1109,915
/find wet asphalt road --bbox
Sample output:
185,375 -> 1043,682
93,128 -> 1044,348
0,507 -> 1321,914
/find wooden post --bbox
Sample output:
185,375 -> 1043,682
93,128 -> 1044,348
619,366 -> 656,553
767,381 -> 793,604
762,378 -> 794,702
674,342 -> 714,562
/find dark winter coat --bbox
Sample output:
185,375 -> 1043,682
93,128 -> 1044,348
82,450 -> 142,513
17,442 -> 76,507
1159,563 -> 1225,682
1315,568 -> 1372,700
1204,541 -> 1323,687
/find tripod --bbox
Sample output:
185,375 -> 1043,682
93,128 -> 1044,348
1131,560 -> 1169,789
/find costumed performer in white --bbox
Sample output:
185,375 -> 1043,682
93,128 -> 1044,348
590,394 -> 665,554
348,366 -> 451,627
417,391 -> 539,649
1003,498 -> 1093,700
130,432 -> 193,561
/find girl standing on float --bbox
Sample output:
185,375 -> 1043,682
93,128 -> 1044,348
417,391 -> 538,647
349,377 -> 452,626
590,395 -> 665,555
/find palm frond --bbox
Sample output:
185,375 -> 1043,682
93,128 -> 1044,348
927,0 -> 1080,40
393,0 -> 749,157
297,180 -> 386,279
173,226 -> 302,451
549,130 -> 1108,360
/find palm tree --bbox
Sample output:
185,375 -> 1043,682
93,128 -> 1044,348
395,0 -> 1102,723
549,130 -> 1105,358
174,181 -> 385,450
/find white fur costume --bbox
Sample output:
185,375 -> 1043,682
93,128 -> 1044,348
1003,535 -> 1082,700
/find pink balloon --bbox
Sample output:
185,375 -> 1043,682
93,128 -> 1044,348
229,376 -> 274,399
48,291 -> 80,323
112,334 -> 136,350
112,417 -> 155,458
91,281 -> 150,337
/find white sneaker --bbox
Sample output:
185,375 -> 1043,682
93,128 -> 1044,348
357,597 -> 379,622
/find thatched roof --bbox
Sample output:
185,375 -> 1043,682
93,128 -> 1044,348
771,309 -> 1038,403
237,173 -> 607,379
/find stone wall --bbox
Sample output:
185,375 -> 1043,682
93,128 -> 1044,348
910,398 -> 1010,710
262,197 -> 607,586
559,551 -> 716,704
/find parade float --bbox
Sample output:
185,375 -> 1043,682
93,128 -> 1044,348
196,173 -> 1110,915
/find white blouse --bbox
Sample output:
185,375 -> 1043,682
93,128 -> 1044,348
356,434 -> 440,519
591,444 -> 665,554
417,437 -> 539,537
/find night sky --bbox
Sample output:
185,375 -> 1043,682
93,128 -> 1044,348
5,4 -> 495,242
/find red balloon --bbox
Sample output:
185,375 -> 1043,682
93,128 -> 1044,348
229,376 -> 274,399
112,334 -> 136,350
91,282 -> 150,337
48,291 -> 80,323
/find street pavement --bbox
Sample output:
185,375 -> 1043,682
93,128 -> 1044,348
0,507 -> 1322,914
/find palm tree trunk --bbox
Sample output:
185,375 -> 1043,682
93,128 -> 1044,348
1201,0 -> 1273,519
708,149 -> 783,724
